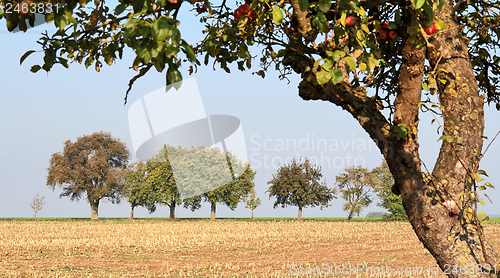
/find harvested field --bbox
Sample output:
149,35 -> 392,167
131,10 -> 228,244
1,219 -> 499,277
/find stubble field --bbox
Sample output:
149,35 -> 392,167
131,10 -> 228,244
1,219 -> 499,277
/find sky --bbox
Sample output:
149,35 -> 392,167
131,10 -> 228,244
1,8 -> 500,219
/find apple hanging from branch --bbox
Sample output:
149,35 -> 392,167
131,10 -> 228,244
424,23 -> 437,35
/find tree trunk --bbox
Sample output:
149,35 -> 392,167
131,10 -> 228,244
33,212 -> 37,219
347,211 -> 353,221
210,201 -> 216,220
90,199 -> 99,220
288,3 -> 500,274
251,209 -> 254,220
130,202 -> 135,220
297,206 -> 302,220
169,200 -> 176,220
392,3 -> 499,275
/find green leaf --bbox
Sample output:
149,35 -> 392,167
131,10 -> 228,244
316,71 -> 331,85
44,48 -> 56,67
272,7 -> 284,25
318,0 -> 331,13
344,57 -> 356,72
182,43 -> 196,62
439,135 -> 454,143
167,67 -> 182,84
30,65 -> 42,73
396,123 -> 409,140
152,18 -> 172,42
388,23 -> 398,30
477,169 -> 489,177
55,12 -> 69,30
20,50 -> 36,65
115,3 -> 126,15
138,47 -> 152,63
132,0 -> 147,14
331,50 -> 345,61
422,4 -> 433,21
312,12 -> 327,33
331,68 -> 343,84
484,182 -> 495,189
321,60 -> 333,71
139,24 -> 151,37
414,0 -> 425,9
358,62 -> 367,72
395,10 -> 401,24
484,193 -> 493,204
298,0 -> 309,12
58,57 -> 69,68
361,23 -> 369,33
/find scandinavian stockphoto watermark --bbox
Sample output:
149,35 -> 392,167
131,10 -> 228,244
249,134 -> 377,170
290,263 -> 498,276
127,78 -> 248,199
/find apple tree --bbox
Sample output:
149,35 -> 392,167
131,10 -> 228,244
125,145 -> 190,219
182,146 -> 257,220
4,0 -> 500,273
47,131 -> 130,220
267,157 -> 335,220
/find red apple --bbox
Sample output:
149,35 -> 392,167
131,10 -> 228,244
388,30 -> 397,39
345,16 -> 355,26
248,10 -> 256,20
17,0 -> 33,17
424,23 -> 437,35
234,4 -> 250,20
382,22 -> 389,29
234,8 -> 243,20
379,29 -> 388,40
337,18 -> 341,24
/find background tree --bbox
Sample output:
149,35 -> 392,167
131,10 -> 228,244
124,161 -> 155,220
30,193 -> 46,219
47,131 -> 130,220
7,0 -> 500,271
181,146 -> 257,220
125,145 -> 187,219
267,157 -> 335,220
366,211 -> 384,218
244,189 -> 261,220
144,145 -> 184,219
371,161 -> 407,221
335,165 -> 375,220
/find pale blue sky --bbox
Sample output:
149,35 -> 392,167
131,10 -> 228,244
1,10 -> 499,219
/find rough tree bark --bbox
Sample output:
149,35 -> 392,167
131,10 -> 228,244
285,2 -> 499,276
90,199 -> 99,220
169,200 -> 176,220
297,206 -> 302,221
130,201 -> 135,220
347,211 -> 353,221
210,201 -> 216,220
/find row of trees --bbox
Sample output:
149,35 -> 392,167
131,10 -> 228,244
47,131 -> 259,220
268,157 -> 406,221
125,144 -> 258,220
46,132 -> 404,221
